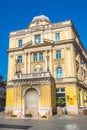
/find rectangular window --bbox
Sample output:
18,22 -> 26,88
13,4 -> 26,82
33,54 -> 38,61
56,88 -> 66,107
56,88 -> 65,93
18,56 -> 22,63
18,40 -> 22,47
56,50 -> 61,59
39,53 -> 43,61
55,33 -> 60,42
35,35 -> 41,44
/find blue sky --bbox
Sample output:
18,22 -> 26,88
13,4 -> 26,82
0,0 -> 87,80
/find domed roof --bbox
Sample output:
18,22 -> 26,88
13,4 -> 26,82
32,15 -> 50,22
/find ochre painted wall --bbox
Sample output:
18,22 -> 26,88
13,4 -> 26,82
6,88 -> 14,107
66,86 -> 78,106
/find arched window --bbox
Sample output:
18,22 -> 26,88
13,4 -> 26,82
56,67 -> 63,78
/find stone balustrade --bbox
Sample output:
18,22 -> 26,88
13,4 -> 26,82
15,72 -> 51,79
55,77 -> 77,83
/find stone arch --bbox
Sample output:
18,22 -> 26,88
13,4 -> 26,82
33,63 -> 44,73
23,85 -> 40,96
24,88 -> 38,114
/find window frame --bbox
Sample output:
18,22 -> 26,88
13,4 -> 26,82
35,35 -> 41,44
18,40 -> 22,47
56,67 -> 63,78
55,33 -> 60,42
56,88 -> 66,107
39,53 -> 43,61
18,56 -> 22,63
33,53 -> 38,61
56,50 -> 61,59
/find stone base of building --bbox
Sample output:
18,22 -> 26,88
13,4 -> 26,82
5,107 -> 24,117
5,106 -> 57,118
57,106 -> 79,115
66,106 -> 79,115
39,106 -> 57,116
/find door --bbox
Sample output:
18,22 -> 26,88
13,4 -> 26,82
25,88 -> 38,114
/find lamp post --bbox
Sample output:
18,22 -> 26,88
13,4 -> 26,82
46,56 -> 49,72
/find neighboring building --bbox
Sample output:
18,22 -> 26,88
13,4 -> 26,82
6,15 -> 87,117
0,76 -> 6,108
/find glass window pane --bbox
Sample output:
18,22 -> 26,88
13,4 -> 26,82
39,53 -> 43,61
56,93 -> 65,97
61,88 -> 65,92
56,87 -> 66,107
18,56 -> 22,63
56,67 -> 63,78
55,33 -> 60,42
56,50 -> 61,59
33,54 -> 38,61
35,35 -> 41,44
18,40 -> 22,47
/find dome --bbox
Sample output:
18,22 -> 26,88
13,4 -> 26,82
32,15 -> 50,22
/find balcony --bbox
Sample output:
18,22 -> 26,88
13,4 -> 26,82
55,77 -> 78,84
15,72 -> 51,79
55,77 -> 87,87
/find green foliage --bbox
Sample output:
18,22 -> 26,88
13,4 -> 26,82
57,98 -> 64,107
10,114 -> 17,117
41,115 -> 47,118
25,114 -> 32,117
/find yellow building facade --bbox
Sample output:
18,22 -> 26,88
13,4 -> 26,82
6,15 -> 87,117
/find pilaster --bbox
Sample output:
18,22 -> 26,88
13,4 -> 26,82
49,50 -> 52,74
66,45 -> 72,77
28,52 -> 31,73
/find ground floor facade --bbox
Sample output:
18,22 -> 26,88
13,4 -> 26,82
5,73 -> 57,118
55,78 -> 87,115
5,74 -> 87,118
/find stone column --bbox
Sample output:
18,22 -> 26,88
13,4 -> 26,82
28,52 -> 31,73
66,29 -> 69,39
24,53 -> 27,74
50,50 -> 52,74
66,45 -> 72,77
9,55 -> 13,80
45,51 -> 48,71
80,89 -> 84,107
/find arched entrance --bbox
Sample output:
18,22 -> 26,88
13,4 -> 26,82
25,88 -> 38,115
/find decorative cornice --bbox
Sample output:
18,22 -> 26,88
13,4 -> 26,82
12,77 -> 53,86
76,82 -> 87,90
55,77 -> 87,90
73,39 -> 87,63
7,85 -> 14,88
22,40 -> 32,49
9,29 -> 26,38
7,39 -> 74,53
